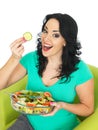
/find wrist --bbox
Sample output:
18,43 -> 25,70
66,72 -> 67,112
9,55 -> 21,65
11,54 -> 21,61
60,102 -> 67,109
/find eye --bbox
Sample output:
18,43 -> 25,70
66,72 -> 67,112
52,33 -> 60,38
42,29 -> 47,34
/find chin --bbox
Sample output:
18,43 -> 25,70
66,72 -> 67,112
42,50 -> 50,57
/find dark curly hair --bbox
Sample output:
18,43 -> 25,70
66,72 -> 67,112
37,13 -> 82,81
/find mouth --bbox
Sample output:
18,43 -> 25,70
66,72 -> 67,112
42,44 -> 53,51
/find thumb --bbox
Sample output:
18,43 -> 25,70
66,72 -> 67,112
50,102 -> 57,106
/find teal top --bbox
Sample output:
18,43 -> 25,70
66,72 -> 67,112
20,51 -> 93,130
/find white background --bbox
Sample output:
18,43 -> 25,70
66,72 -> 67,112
0,0 -> 98,67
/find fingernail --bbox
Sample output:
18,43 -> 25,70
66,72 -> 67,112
22,37 -> 27,42
50,102 -> 55,106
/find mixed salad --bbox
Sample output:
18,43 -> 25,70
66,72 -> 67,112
11,90 -> 54,114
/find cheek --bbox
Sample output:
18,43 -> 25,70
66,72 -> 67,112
53,44 -> 64,54
55,41 -> 64,50
41,37 -> 43,43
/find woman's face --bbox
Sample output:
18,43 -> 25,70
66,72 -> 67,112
41,18 -> 66,58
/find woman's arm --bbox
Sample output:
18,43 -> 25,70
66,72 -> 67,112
45,78 -> 94,116
0,37 -> 27,90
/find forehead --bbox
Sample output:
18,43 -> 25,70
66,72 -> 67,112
45,18 -> 59,30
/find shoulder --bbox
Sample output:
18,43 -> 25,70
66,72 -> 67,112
76,60 -> 91,72
74,60 -> 93,85
22,50 -> 38,59
76,60 -> 87,67
75,60 -> 93,75
19,50 -> 38,68
20,50 -> 38,62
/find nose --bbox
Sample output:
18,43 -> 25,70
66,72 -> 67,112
44,34 -> 51,41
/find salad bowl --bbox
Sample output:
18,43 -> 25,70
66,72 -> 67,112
10,90 -> 54,115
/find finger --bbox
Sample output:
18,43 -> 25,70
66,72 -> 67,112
10,40 -> 25,53
10,37 -> 26,48
50,102 -> 57,106
11,45 -> 24,59
15,45 -> 24,53
12,45 -> 24,55
42,105 -> 58,117
42,107 -> 57,116
18,46 -> 25,55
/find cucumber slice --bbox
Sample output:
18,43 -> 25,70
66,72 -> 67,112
23,32 -> 32,41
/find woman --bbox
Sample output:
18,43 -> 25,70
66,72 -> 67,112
0,13 -> 94,130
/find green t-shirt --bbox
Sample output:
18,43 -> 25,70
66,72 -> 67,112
20,51 -> 93,130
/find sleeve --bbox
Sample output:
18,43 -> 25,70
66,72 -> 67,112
19,53 -> 29,69
19,51 -> 37,70
76,61 -> 93,86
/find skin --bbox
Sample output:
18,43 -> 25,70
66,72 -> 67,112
41,19 -> 66,86
0,18 -> 94,117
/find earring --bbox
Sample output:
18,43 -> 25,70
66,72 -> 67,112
64,44 -> 66,47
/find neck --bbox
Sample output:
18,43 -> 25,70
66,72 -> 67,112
47,56 -> 62,69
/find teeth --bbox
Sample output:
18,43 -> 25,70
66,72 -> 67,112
44,44 -> 52,47
42,44 -> 53,51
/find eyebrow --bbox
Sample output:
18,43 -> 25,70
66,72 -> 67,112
44,26 -> 59,32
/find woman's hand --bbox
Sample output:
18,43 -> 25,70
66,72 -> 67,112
10,37 -> 26,60
43,102 -> 64,116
